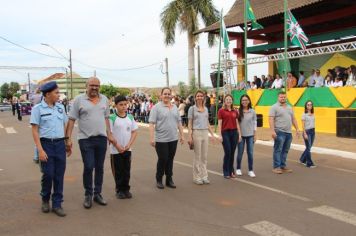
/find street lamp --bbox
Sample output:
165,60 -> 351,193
41,43 -> 73,99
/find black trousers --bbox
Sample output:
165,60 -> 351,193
155,140 -> 178,182
110,151 -> 131,192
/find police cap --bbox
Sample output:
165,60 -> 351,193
41,81 -> 58,94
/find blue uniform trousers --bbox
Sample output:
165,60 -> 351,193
40,139 -> 66,208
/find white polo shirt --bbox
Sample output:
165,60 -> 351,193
109,113 -> 138,154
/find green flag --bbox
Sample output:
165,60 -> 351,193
246,0 -> 263,30
220,18 -> 229,49
286,10 -> 309,50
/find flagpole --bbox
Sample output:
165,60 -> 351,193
214,10 -> 223,132
244,0 -> 248,86
284,0 -> 288,91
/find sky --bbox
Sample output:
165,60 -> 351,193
0,0 -> 267,88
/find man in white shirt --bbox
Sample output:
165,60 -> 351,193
314,69 -> 324,88
271,74 -> 283,89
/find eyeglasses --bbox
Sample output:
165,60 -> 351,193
162,93 -> 171,96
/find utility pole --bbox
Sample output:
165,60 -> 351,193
27,73 -> 31,100
69,49 -> 73,99
65,68 -> 69,98
197,45 -> 201,89
165,57 -> 169,87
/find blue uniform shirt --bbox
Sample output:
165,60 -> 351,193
30,100 -> 68,138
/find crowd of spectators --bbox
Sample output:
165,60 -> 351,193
114,92 -> 223,127
237,65 -> 356,90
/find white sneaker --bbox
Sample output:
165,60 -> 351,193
248,171 -> 256,178
236,169 -> 242,176
193,179 -> 203,185
202,179 -> 210,184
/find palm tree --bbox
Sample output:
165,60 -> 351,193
160,0 -> 219,84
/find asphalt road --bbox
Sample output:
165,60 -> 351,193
1,111 -> 356,236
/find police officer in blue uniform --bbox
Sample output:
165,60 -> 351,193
30,81 -> 71,217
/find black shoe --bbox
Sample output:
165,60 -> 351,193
116,192 -> 126,199
83,195 -> 92,209
166,179 -> 176,189
124,191 -> 132,199
52,207 -> 66,217
156,181 -> 164,189
41,201 -> 50,213
93,194 -> 107,205
33,159 -> 39,164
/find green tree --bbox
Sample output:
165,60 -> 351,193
100,84 -> 118,99
0,83 -> 10,98
177,81 -> 187,98
117,88 -> 131,97
160,0 -> 219,84
9,82 -> 20,96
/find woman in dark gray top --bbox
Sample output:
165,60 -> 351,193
236,95 -> 257,178
149,87 -> 184,189
299,100 -> 316,168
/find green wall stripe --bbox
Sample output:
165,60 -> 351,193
295,87 -> 342,108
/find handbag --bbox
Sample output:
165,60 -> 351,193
189,106 -> 195,150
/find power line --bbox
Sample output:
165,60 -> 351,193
0,36 -> 62,59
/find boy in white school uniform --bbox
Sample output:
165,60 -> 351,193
109,95 -> 138,199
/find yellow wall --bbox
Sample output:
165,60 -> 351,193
254,106 -> 340,134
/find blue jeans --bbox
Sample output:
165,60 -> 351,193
221,129 -> 238,177
79,136 -> 107,196
40,140 -> 66,208
273,131 -> 293,169
300,128 -> 315,167
237,136 -> 254,171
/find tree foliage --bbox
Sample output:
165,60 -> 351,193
0,82 -> 20,99
177,81 -> 188,98
160,0 -> 219,83
100,84 -> 118,99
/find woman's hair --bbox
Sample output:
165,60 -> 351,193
238,94 -> 252,122
194,89 -> 205,108
223,94 -> 234,110
304,100 -> 314,114
161,87 -> 171,95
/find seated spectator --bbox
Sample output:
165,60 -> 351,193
324,75 -> 334,87
314,69 -> 324,88
271,74 -> 283,89
262,75 -> 274,89
346,65 -> 356,87
251,81 -> 257,89
286,72 -> 297,89
297,71 -> 305,87
331,76 -> 343,88
308,69 -> 316,87
255,76 -> 262,88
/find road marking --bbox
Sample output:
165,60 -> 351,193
243,221 -> 302,236
289,159 -> 356,175
5,127 -> 17,134
174,161 -> 312,202
308,205 -> 356,226
257,140 -> 356,160
0,123 -> 4,128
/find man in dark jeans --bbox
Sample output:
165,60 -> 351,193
66,77 -> 115,209
269,92 -> 300,174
